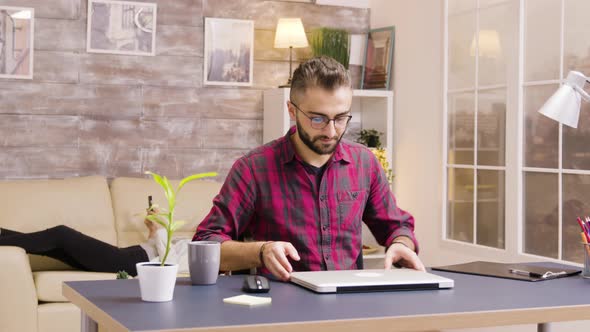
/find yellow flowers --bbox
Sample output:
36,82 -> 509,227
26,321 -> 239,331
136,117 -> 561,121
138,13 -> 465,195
371,148 -> 394,184
355,129 -> 394,184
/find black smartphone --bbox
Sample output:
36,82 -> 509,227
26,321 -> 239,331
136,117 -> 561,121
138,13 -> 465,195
148,195 -> 153,209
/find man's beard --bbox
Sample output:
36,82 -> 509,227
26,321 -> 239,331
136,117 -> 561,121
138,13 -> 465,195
296,120 -> 344,155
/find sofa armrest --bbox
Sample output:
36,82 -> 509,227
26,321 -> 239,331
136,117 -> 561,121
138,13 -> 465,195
0,246 -> 39,332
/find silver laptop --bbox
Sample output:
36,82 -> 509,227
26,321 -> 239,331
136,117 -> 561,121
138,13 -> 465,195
290,269 -> 454,293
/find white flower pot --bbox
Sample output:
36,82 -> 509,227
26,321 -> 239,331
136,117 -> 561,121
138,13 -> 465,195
136,262 -> 179,302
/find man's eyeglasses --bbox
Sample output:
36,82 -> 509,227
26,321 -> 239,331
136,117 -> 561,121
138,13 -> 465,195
290,101 -> 352,130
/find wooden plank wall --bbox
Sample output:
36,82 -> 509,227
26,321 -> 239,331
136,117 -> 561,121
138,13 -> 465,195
0,0 -> 369,180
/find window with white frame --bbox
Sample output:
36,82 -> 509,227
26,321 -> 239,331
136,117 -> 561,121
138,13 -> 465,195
445,0 -> 516,249
445,0 -> 590,264
522,0 -> 590,263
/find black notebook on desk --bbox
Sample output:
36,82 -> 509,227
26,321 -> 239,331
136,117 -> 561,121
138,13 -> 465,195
432,261 -> 581,282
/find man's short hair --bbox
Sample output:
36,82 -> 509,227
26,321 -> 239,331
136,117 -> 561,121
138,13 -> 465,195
290,56 -> 352,103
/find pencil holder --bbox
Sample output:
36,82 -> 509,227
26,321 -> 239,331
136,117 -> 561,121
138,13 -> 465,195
583,243 -> 590,279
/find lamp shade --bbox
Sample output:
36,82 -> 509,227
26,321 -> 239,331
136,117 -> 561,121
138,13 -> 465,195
470,30 -> 502,59
538,84 -> 581,128
538,71 -> 590,128
274,18 -> 308,49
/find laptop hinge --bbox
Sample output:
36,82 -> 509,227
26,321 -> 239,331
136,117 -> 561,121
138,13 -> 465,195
336,283 -> 439,293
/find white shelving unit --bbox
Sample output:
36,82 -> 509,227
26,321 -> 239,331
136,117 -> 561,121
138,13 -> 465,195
263,88 -> 394,266
263,88 -> 394,167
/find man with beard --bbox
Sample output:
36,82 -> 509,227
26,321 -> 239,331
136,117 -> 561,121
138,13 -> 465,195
194,56 -> 424,281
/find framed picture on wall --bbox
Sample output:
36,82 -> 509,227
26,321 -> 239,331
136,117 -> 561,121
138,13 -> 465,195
87,0 -> 157,56
0,6 -> 34,79
361,26 -> 395,90
204,18 -> 254,86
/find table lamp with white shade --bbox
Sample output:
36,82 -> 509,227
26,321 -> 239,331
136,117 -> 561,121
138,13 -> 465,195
274,18 -> 309,87
470,30 -> 502,59
539,71 -> 590,128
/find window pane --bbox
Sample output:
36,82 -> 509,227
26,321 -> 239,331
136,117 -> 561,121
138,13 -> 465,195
523,85 -> 559,168
524,172 -> 558,258
562,174 -> 590,263
524,0 -> 561,82
476,170 -> 505,248
563,101 -> 590,170
448,0 -> 476,14
480,0 -> 512,6
448,92 -> 475,165
449,12 -> 476,89
478,89 -> 506,166
564,0 -> 590,75
478,1 -> 517,86
447,167 -> 474,242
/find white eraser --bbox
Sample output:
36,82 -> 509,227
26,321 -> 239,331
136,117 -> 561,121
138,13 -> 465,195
223,294 -> 272,306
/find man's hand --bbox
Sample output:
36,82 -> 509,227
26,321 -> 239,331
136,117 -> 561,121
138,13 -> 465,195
260,241 -> 301,281
144,206 -> 160,239
384,242 -> 425,272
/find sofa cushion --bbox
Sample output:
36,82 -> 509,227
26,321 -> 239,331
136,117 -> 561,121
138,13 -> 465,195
110,177 -> 222,248
34,271 -> 116,302
37,302 -> 81,332
0,246 -> 38,332
0,176 -> 117,271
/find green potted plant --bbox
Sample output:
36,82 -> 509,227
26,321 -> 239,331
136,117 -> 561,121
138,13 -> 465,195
356,129 -> 383,148
309,27 -> 350,68
136,171 -> 217,302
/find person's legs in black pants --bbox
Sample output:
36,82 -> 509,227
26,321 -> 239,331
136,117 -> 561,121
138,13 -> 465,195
0,228 -> 23,237
0,225 -> 148,276
2,226 -> 89,269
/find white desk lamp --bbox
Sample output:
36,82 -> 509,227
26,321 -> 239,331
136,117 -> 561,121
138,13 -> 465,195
274,18 -> 309,88
539,71 -> 590,128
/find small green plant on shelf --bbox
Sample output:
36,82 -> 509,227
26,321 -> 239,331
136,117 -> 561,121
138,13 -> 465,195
356,129 -> 383,148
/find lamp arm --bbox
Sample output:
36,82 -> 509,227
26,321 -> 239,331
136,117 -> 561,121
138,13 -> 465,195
573,85 -> 590,102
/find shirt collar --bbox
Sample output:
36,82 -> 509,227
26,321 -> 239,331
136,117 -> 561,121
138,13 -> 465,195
279,126 -> 351,165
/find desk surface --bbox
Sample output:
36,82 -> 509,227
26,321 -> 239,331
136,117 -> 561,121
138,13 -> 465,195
63,266 -> 590,332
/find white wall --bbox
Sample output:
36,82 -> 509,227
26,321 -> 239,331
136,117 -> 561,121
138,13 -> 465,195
370,0 -> 449,267
368,1 -> 588,331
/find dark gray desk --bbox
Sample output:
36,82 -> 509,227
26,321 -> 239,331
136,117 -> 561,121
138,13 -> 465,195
63,269 -> 590,332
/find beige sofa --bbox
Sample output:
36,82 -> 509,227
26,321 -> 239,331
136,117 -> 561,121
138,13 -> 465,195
0,176 -> 221,332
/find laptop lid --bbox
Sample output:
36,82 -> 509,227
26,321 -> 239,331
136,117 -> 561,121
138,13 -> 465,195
289,269 -> 454,293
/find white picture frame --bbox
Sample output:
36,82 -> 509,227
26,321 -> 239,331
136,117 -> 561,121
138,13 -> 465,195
0,6 -> 34,79
87,0 -> 157,56
204,18 -> 254,86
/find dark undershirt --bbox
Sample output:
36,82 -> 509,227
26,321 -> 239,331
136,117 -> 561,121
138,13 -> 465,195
300,160 -> 327,187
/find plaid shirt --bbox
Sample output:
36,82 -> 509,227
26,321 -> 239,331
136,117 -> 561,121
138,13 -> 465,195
194,126 -> 418,272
